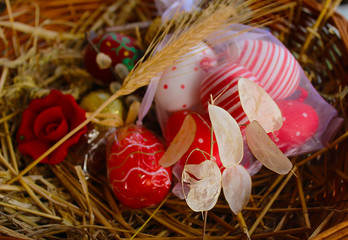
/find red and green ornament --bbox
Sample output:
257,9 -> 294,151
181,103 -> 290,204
107,125 -> 172,209
84,32 -> 142,84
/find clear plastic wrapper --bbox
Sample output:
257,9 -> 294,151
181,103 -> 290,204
155,0 -> 200,20
69,125 -> 116,177
155,24 -> 342,158
146,2 -> 343,198
205,24 -> 343,156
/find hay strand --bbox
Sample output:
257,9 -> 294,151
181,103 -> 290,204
0,0 -> 347,239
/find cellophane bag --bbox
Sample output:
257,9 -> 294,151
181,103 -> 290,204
205,24 -> 343,157
147,2 -> 343,198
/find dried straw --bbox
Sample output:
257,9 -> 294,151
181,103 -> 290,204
0,0 -> 347,239
8,0 -> 266,184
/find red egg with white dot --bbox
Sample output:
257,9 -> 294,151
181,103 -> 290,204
200,63 -> 260,125
269,100 -> 319,154
165,110 -> 222,169
229,39 -> 300,100
155,43 -> 217,112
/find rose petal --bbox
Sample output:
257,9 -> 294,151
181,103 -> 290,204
16,109 -> 37,143
222,165 -> 251,215
47,131 -> 84,164
34,106 -> 69,142
60,93 -> 87,128
160,115 -> 196,167
17,126 -> 87,165
208,104 -> 243,168
238,77 -> 282,133
17,139 -> 51,162
26,90 -> 86,129
246,121 -> 292,174
28,90 -> 62,113
182,160 -> 221,212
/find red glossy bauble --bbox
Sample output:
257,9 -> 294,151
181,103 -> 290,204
107,125 -> 172,209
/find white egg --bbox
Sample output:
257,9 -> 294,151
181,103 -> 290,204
155,42 -> 217,112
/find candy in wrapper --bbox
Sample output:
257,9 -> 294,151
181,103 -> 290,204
69,126 -> 115,177
107,125 -> 172,209
140,9 -> 342,198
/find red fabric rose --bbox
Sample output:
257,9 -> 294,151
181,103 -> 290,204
16,90 -> 87,164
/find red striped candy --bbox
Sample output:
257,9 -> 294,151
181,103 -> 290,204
200,63 -> 260,125
230,39 -> 300,100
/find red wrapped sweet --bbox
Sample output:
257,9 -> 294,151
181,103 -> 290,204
107,125 -> 172,209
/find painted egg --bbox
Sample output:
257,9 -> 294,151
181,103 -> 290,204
84,32 -> 142,84
155,42 -> 217,112
200,63 -> 260,125
269,100 -> 319,154
108,125 -> 172,209
229,39 -> 300,100
165,110 -> 222,169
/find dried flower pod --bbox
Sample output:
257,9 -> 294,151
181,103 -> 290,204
200,63 -> 259,125
165,110 -> 222,169
183,160 -> 221,212
238,77 -> 283,133
246,121 -> 292,175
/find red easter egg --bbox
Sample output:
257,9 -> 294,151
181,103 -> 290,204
165,111 -> 222,169
269,100 -> 319,154
108,125 -> 172,209
84,32 -> 141,84
200,63 -> 260,125
230,39 -> 300,100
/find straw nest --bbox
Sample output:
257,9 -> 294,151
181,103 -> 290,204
0,0 -> 347,239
